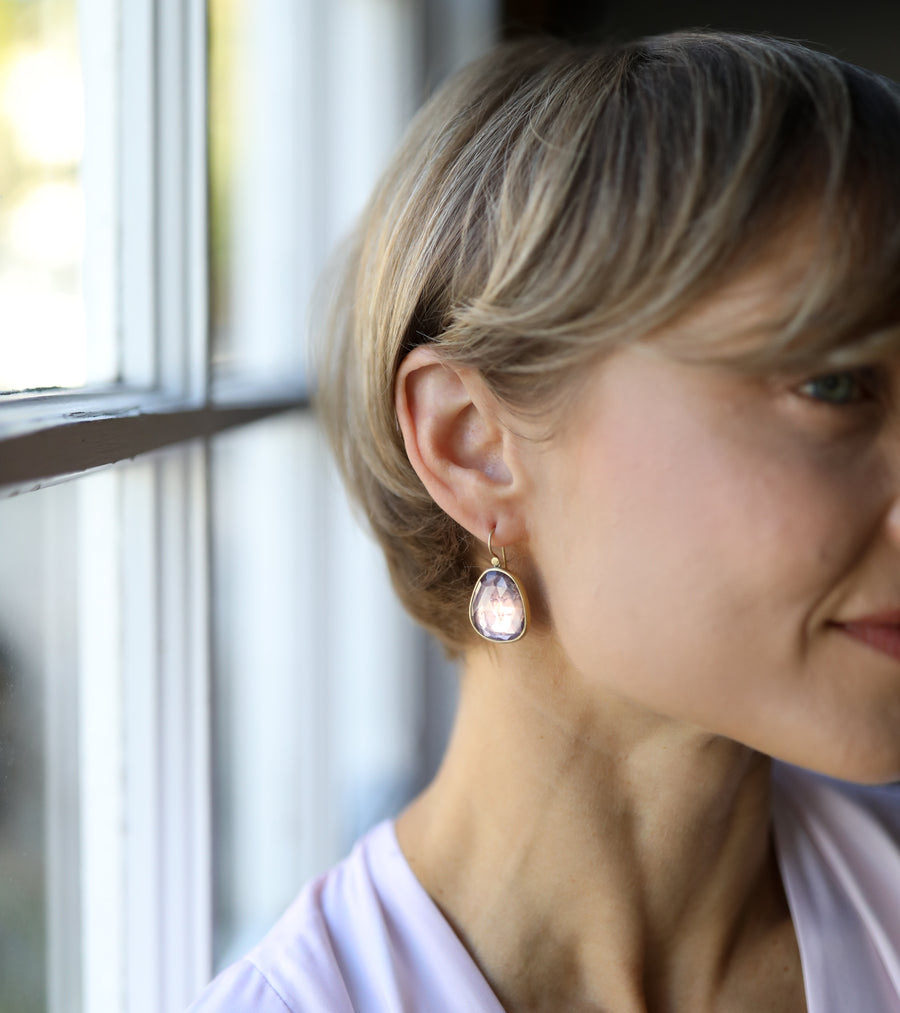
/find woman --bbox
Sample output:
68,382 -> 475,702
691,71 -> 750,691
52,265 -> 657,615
192,30 -> 900,1012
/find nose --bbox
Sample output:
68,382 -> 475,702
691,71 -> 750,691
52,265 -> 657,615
888,496 -> 900,547
885,419 -> 900,547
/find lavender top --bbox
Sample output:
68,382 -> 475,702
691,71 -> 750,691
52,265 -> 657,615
189,763 -> 900,1012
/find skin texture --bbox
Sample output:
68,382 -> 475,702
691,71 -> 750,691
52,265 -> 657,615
393,259 -> 900,1012
524,344 -> 900,783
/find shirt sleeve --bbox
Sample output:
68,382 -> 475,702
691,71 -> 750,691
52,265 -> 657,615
187,958 -> 294,1013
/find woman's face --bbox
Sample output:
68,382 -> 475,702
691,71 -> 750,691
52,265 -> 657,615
518,278 -> 900,783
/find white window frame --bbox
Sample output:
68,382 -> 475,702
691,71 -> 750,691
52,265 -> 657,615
0,1 -> 497,1010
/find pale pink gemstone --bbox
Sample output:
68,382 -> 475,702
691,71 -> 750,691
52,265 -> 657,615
470,568 -> 526,642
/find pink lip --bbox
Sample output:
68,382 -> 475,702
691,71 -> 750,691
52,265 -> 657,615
834,620 -> 900,663
839,608 -> 900,625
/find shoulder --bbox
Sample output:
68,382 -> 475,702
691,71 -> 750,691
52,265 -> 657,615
188,822 -> 397,1013
186,956 -> 305,1013
187,820 -> 503,1013
771,762 -> 900,1005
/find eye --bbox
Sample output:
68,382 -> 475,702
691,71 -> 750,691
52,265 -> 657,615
795,368 -> 880,406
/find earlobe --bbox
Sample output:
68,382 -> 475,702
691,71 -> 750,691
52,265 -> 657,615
395,346 -> 523,544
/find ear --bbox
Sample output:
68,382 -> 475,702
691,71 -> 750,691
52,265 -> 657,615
395,346 -> 527,547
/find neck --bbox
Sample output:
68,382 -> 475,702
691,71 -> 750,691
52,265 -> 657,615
397,642 -> 801,1012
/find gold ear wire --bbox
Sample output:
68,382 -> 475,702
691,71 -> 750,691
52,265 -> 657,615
487,528 -> 507,569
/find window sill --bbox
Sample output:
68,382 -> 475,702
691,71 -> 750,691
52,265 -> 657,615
0,383 -> 311,496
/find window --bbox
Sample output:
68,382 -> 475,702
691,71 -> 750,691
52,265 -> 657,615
0,1 -> 494,1010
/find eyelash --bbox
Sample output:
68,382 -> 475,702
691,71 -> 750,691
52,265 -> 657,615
795,367 -> 884,407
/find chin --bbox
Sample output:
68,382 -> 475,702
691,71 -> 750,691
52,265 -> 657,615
781,738 -> 900,787
832,763 -> 900,788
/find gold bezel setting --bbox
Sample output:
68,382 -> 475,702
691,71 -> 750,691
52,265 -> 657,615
469,560 -> 528,643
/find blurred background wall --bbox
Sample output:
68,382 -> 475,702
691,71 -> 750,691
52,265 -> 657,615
503,0 -> 900,80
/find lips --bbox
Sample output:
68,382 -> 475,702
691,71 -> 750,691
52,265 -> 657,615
833,613 -> 900,663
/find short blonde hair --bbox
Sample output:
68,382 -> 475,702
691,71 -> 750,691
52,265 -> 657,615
316,30 -> 900,654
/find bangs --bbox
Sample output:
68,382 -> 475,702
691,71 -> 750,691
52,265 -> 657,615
443,33 -> 900,412
661,52 -> 900,373
655,187 -> 900,375
608,53 -> 900,376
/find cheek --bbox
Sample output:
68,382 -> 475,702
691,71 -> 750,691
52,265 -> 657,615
535,407 -> 870,707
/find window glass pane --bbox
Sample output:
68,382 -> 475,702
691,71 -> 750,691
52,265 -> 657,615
0,0 -> 88,392
207,0 -> 235,377
0,610 -> 45,1013
0,450 -> 210,1012
210,412 -> 334,966
207,0 -> 421,389
210,411 -> 437,970
0,478 -> 79,1013
208,0 -> 313,385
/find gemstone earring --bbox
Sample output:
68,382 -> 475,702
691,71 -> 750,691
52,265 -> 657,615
469,529 -> 528,643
